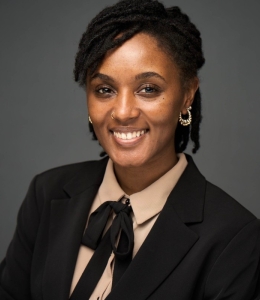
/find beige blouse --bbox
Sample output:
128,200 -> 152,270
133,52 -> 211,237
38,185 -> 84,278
70,153 -> 187,300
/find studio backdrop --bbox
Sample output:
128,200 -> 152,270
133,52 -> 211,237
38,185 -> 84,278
0,0 -> 260,259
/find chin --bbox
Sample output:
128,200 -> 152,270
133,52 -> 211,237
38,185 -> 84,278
108,151 -> 148,169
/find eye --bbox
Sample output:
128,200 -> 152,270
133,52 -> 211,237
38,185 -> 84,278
96,87 -> 114,94
140,87 -> 155,93
138,84 -> 161,95
94,86 -> 116,98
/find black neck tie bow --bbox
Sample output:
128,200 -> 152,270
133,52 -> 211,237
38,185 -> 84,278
70,199 -> 134,299
82,199 -> 134,261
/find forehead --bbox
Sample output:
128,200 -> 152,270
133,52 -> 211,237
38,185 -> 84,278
93,32 -> 180,82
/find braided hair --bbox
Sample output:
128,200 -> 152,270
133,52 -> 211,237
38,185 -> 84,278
74,0 -> 205,154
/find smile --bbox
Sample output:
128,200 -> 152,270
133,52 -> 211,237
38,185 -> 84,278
113,130 -> 148,140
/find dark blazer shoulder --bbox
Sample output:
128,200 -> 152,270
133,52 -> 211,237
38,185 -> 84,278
201,182 -> 260,299
197,179 -> 258,254
183,155 -> 257,248
185,154 -> 256,224
32,157 -> 109,207
36,158 -> 105,186
204,180 -> 256,223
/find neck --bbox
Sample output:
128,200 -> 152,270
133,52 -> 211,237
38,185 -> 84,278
113,153 -> 178,195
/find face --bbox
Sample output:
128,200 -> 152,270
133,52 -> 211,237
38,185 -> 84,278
86,33 -> 198,170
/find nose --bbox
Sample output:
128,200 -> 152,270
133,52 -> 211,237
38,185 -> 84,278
112,91 -> 140,123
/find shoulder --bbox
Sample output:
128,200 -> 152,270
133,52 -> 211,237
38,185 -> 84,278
30,157 -> 109,208
185,154 -> 256,225
184,154 -> 257,240
204,180 -> 256,224
202,182 -> 260,298
36,158 -> 107,187
196,179 -> 258,254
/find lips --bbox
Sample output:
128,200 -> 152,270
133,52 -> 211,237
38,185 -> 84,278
113,130 -> 148,140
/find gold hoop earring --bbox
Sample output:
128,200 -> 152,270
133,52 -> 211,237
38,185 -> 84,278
88,116 -> 93,124
179,106 -> 192,126
111,112 -> 115,120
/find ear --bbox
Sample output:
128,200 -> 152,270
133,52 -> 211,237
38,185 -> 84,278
181,77 -> 199,115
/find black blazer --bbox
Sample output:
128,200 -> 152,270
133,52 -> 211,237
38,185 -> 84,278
0,155 -> 260,300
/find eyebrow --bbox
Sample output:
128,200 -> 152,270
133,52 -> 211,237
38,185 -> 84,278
135,72 -> 166,82
90,73 -> 115,82
90,72 -> 166,83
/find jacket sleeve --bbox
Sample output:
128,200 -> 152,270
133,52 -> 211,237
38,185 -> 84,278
204,218 -> 260,300
0,175 -> 41,300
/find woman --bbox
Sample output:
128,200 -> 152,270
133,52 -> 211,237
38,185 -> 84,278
1,0 -> 260,299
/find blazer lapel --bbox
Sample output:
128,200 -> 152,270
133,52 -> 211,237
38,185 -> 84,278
43,157 -> 108,300
42,155 -> 205,300
107,155 -> 206,300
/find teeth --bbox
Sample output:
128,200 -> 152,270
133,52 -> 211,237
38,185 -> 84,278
113,130 -> 147,140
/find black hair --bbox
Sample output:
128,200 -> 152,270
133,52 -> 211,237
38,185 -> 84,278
74,0 -> 205,154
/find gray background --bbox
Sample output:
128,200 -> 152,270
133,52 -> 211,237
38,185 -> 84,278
1,0 -> 260,259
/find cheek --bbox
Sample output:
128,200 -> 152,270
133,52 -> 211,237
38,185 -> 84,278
144,97 -> 181,125
87,97 -> 109,124
87,100 -> 108,144
87,96 -> 98,116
